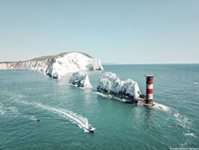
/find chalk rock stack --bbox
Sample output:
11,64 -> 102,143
97,72 -> 141,100
69,72 -> 92,88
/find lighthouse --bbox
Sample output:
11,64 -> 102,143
144,75 -> 155,104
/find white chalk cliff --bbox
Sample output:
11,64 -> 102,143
0,61 -> 25,70
0,52 -> 103,79
97,72 -> 141,100
69,72 -> 92,88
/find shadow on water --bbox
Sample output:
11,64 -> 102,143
96,91 -> 155,128
144,107 -> 154,127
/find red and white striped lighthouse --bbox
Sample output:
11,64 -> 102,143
145,75 -> 155,104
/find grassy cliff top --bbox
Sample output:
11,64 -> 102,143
30,52 -> 92,61
0,52 -> 93,63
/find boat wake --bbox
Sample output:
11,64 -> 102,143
16,100 -> 94,132
29,116 -> 38,121
36,103 -> 94,132
184,132 -> 196,137
170,110 -> 196,138
152,103 -> 196,139
95,91 -> 196,137
0,105 -> 21,117
193,81 -> 199,85
152,102 -> 194,138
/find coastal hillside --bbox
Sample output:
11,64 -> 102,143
0,61 -> 25,70
0,52 -> 103,79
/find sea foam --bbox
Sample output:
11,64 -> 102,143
15,100 -> 94,132
36,103 -> 94,132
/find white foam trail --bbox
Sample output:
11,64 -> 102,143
96,90 -> 194,135
16,100 -> 94,132
96,90 -> 193,132
9,94 -> 25,101
0,106 -> 21,117
153,103 -> 192,135
170,110 -> 195,139
153,103 -> 195,138
36,103 -> 90,131
193,82 -> 199,85
184,133 -> 196,137
7,106 -> 21,116
29,116 -> 37,121
153,102 -> 170,112
16,100 -> 31,105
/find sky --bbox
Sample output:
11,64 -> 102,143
0,0 -> 199,64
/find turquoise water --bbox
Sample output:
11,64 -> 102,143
0,64 -> 199,150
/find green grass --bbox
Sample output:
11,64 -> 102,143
0,52 -> 93,64
30,51 -> 92,61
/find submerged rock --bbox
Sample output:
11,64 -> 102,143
97,72 -> 141,100
69,72 -> 92,88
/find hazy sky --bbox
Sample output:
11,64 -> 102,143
0,0 -> 199,64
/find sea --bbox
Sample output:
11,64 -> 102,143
0,64 -> 199,150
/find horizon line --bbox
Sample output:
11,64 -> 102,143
102,63 -> 199,65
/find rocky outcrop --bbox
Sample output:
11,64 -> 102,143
0,52 -> 103,79
97,72 -> 141,101
69,72 -> 92,88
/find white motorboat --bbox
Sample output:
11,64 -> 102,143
86,126 -> 95,132
85,122 -> 95,132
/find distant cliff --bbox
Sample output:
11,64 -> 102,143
0,61 -> 25,70
0,52 -> 103,79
